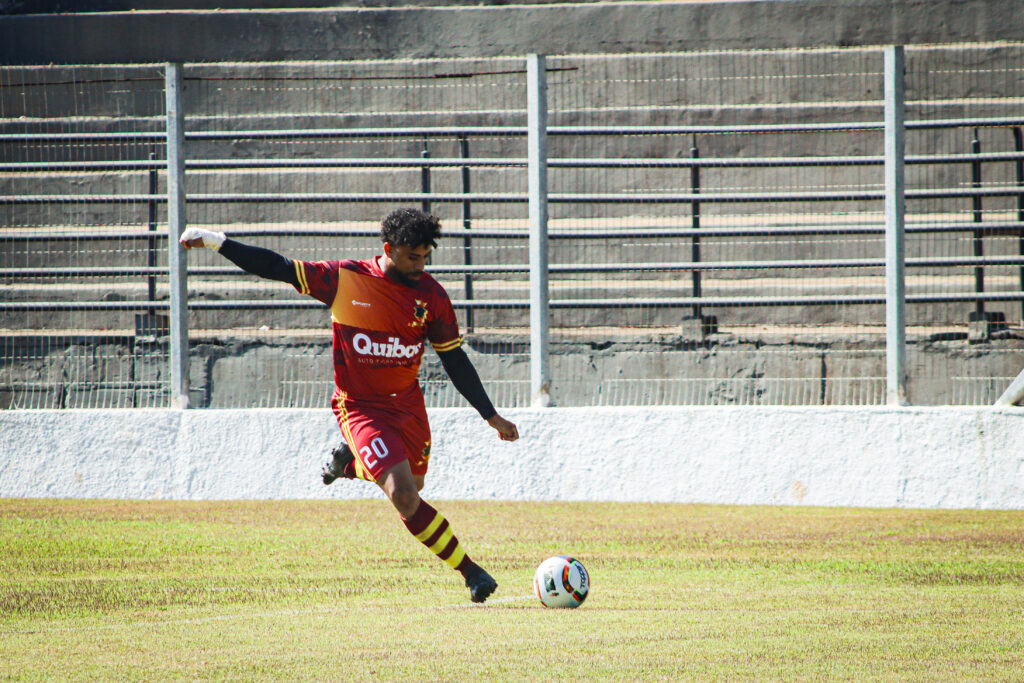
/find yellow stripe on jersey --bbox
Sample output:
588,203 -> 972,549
332,390 -> 374,483
293,260 -> 309,295
353,458 -> 373,482
414,512 -> 445,543
432,337 -> 463,353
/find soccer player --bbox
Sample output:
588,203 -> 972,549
180,208 -> 519,603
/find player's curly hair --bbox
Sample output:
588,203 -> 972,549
380,208 -> 442,248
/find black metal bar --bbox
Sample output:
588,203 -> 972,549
459,135 -> 474,333
971,130 -> 985,317
147,152 -> 158,313
690,137 -> 702,319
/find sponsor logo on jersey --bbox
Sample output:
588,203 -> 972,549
352,332 -> 423,359
351,300 -> 371,308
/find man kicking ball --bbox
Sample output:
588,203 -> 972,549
180,208 -> 518,603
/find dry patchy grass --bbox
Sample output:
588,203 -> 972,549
2,499 -> 1023,680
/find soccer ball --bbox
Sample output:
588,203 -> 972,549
533,555 -> 590,608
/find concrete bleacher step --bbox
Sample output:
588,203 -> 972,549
2,46 -> 1014,123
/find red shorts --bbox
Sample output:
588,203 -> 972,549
330,387 -> 432,481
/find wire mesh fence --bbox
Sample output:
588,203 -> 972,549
176,58 -> 532,409
904,44 -> 1024,404
544,49 -> 891,405
0,64 -> 170,409
2,46 -> 1023,410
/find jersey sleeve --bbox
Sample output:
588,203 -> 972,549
427,288 -> 463,353
292,260 -> 341,307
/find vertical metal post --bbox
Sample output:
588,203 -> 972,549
420,140 -> 431,215
971,130 -> 985,317
690,137 -> 702,319
165,63 -> 190,409
459,136 -> 474,333
884,46 -> 907,406
527,54 -> 551,407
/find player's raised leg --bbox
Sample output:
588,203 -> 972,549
378,460 -> 498,603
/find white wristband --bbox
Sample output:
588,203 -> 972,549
180,227 -> 226,251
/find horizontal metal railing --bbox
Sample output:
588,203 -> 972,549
5,222 -> 1024,242
6,291 -> 1024,313
6,116 -> 1024,144
8,255 -> 1024,280
3,117 -> 1023,317
6,187 -> 1024,205
3,150 -> 1024,173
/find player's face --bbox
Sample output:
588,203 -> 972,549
383,242 -> 432,287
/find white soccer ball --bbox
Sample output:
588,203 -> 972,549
533,555 -> 590,608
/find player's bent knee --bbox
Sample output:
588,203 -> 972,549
389,485 -> 421,517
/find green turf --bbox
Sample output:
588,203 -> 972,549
2,499 -> 1023,680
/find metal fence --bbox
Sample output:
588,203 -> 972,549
2,45 -> 1023,410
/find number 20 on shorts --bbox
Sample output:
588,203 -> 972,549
360,437 -> 390,468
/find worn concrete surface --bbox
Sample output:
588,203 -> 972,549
2,405 -> 1023,508
2,1 -> 1024,64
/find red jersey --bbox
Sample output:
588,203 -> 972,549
291,256 -> 462,400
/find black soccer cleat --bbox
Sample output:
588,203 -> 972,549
321,442 -> 354,485
464,565 -> 498,604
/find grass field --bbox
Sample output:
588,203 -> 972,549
2,498 -> 1023,681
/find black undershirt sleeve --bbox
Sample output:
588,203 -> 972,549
219,238 -> 299,288
437,346 -> 497,420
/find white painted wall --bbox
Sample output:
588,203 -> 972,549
2,407 -> 1023,509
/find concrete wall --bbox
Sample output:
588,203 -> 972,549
2,0 -> 1024,65
5,332 -> 1024,410
3,406 -> 1024,508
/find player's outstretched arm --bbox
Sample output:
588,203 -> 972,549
437,347 -> 518,442
179,227 -> 299,287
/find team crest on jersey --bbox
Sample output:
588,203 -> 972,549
409,299 -> 429,328
414,443 -> 432,467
